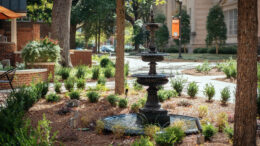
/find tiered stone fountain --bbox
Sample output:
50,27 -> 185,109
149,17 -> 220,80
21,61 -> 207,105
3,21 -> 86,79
103,8 -> 201,135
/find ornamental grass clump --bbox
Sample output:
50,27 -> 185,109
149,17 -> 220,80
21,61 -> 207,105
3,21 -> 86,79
202,124 -> 217,141
87,91 -> 100,103
95,120 -> 105,134
97,76 -> 106,85
144,125 -> 160,139
46,93 -> 60,102
69,91 -> 80,100
58,67 -> 71,80
54,82 -> 62,93
216,112 -> 228,132
77,78 -> 86,89
131,136 -> 154,146
107,94 -> 118,106
118,98 -> 128,108
171,77 -> 187,96
187,81 -> 199,98
112,125 -> 125,138
155,127 -> 177,146
64,78 -> 75,92
198,105 -> 208,119
76,65 -> 87,79
131,103 -> 141,113
203,83 -> 215,102
224,124 -> 234,143
221,87 -> 231,105
92,66 -> 100,80
195,61 -> 212,74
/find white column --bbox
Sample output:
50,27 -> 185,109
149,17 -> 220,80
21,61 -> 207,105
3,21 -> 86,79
11,18 -> 17,47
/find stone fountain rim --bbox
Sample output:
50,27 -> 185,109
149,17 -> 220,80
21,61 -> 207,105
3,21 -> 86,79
131,73 -> 173,78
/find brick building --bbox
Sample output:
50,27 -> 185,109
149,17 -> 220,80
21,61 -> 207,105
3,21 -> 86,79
155,0 -> 260,50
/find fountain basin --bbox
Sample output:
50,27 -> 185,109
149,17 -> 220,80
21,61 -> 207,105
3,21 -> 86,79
139,52 -> 169,62
103,113 -> 202,135
132,73 -> 170,86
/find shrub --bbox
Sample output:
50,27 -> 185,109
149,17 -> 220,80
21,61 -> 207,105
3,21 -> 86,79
46,93 -> 60,102
76,65 -> 87,79
144,125 -> 160,139
131,103 -> 141,113
193,48 -> 208,54
138,97 -> 147,107
177,100 -> 192,107
224,125 -> 234,142
134,80 -> 143,91
216,112 -> 228,132
221,87 -> 231,105
202,124 -> 217,140
35,82 -> 49,98
54,82 -> 62,93
92,66 -> 100,80
77,78 -> 86,89
107,95 -> 118,106
69,91 -> 80,100
158,90 -> 177,102
155,127 -> 177,146
131,136 -> 154,146
100,57 -> 112,68
97,76 -> 106,85
164,46 -> 179,53
22,38 -> 60,64
58,67 -> 71,80
187,82 -> 199,98
203,83 -> 215,101
95,120 -> 105,134
170,126 -> 185,143
171,77 -> 186,96
112,125 -> 125,138
196,61 -> 212,74
198,105 -> 208,118
64,78 -> 75,92
118,98 -> 128,108
104,66 -> 114,78
87,91 -> 100,103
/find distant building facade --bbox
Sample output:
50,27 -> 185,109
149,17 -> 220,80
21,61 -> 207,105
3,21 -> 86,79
155,0 -> 260,50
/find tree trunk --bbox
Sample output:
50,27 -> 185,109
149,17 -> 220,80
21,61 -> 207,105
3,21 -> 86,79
234,0 -> 258,146
70,24 -> 77,49
94,32 -> 98,53
51,0 -> 73,67
115,0 -> 125,95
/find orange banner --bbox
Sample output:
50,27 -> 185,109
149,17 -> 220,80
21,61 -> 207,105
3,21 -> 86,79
172,18 -> 180,39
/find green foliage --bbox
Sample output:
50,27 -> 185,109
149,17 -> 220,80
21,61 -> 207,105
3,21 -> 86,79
170,77 -> 187,96
76,65 -> 87,79
174,10 -> 191,46
54,82 -> 62,93
131,103 -> 141,113
224,125 -> 234,142
77,78 -> 86,89
22,38 -> 60,64
221,87 -> 231,104
155,127 -> 177,146
202,124 -> 217,140
206,5 -> 227,52
155,13 -> 169,52
187,82 -> 198,98
92,66 -> 100,80
198,105 -> 208,118
203,83 -> 215,101
217,58 -> 237,79
257,87 -> 260,115
64,78 -> 75,92
195,61 -> 212,74
58,67 -> 71,80
46,93 -> 60,102
100,57 -> 113,68
112,125 -> 125,138
87,91 -> 100,103
131,136 -> 154,146
95,120 -> 105,134
118,98 -> 128,108
193,46 -> 237,54
124,62 -> 130,77
69,91 -> 80,100
216,112 -> 228,132
34,81 -> 49,98
177,100 -> 192,107
158,90 -> 176,102
27,0 -> 53,23
97,76 -> 106,85
134,80 -> 143,91
107,95 -> 119,106
144,125 -> 160,139
104,66 -> 114,78
138,97 -> 147,107
193,48 -> 208,54
170,126 -> 185,143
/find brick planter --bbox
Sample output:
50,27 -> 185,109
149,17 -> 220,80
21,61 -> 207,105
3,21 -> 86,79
27,62 -> 55,82
0,69 -> 48,90
70,50 -> 92,67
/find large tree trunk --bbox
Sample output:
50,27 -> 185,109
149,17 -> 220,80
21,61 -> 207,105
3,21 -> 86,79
70,24 -> 77,49
115,0 -> 125,95
51,0 -> 73,67
234,0 -> 258,146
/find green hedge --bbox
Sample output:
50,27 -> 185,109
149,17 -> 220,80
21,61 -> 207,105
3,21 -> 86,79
193,46 -> 237,54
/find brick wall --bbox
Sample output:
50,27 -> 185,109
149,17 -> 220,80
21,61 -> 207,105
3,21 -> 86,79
0,42 -> 15,65
27,63 -> 55,82
0,69 -> 48,90
70,50 -> 92,67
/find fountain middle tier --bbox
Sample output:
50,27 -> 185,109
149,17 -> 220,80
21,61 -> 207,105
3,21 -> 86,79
139,52 -> 168,62
131,73 -> 170,86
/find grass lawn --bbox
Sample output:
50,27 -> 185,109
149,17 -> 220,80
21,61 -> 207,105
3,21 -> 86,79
165,53 -> 237,61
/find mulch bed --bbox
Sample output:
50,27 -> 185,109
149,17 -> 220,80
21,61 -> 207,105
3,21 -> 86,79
182,68 -> 225,76
214,77 -> 237,84
24,89 -> 260,146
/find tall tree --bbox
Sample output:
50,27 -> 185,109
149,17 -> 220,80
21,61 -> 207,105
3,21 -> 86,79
234,0 -> 258,145
51,0 -> 73,67
115,0 -> 125,95
174,10 -> 190,53
27,0 -> 53,23
206,5 -> 227,54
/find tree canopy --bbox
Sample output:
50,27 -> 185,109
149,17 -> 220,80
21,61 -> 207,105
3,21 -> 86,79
27,0 -> 53,23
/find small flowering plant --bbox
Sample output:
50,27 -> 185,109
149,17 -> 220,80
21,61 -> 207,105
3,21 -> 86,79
22,37 -> 61,65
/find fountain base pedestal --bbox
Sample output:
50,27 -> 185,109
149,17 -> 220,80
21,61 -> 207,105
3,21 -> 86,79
138,108 -> 170,127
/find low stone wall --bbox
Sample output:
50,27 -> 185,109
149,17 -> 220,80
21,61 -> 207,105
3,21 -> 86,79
70,50 -> 92,67
0,69 -> 48,90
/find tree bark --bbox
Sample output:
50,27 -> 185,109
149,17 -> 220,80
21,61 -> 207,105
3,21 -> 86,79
51,0 -> 73,67
115,0 -> 125,95
234,0 -> 258,146
70,24 -> 77,49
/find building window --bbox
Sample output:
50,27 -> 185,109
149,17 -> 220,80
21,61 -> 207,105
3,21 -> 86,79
224,9 -> 238,36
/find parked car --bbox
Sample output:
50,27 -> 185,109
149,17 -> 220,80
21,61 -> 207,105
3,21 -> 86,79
101,45 -> 115,52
